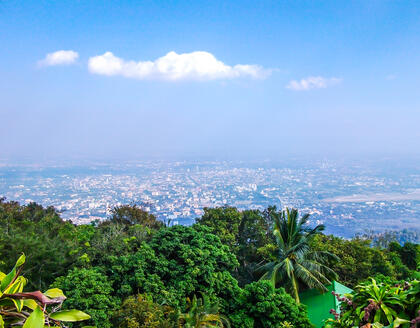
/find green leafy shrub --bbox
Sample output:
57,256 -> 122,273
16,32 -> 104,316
324,278 -> 420,328
196,207 -> 274,286
113,294 -> 177,328
230,281 -> 313,328
0,199 -> 79,290
53,267 -> 119,328
103,243 -> 167,300
388,242 -> 420,271
147,224 -> 239,308
310,234 -> 405,287
0,254 -> 90,327
104,204 -> 164,229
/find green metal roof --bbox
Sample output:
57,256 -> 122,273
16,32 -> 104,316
299,281 -> 353,328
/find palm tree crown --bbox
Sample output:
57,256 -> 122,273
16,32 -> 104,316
257,207 -> 338,303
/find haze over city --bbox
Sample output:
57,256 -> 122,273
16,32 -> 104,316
1,158 -> 419,240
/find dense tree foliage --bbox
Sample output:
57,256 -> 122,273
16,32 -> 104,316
91,224 -> 241,309
196,207 -> 273,285
388,241 -> 420,271
197,207 -> 243,251
310,234 -> 418,288
113,294 -> 178,328
228,281 -> 313,328
53,267 -> 119,328
0,198 -> 419,328
0,198 -> 78,290
148,225 -> 239,306
106,204 -> 164,229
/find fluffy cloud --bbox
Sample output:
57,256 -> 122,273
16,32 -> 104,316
286,76 -> 342,91
38,50 -> 79,66
88,51 -> 270,81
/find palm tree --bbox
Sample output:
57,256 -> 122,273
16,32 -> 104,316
178,293 -> 230,328
257,207 -> 338,303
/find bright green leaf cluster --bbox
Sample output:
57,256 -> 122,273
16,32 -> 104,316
0,254 -> 91,327
324,278 -> 420,328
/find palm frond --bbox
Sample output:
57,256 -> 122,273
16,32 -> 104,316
295,262 -> 329,291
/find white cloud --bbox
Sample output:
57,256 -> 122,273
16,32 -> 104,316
88,51 -> 270,81
38,50 -> 79,67
286,76 -> 342,91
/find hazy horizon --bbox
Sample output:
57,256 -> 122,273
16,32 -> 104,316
2,153 -> 420,167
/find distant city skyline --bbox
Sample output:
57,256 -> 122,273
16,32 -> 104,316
1,159 -> 419,238
1,1 -> 420,162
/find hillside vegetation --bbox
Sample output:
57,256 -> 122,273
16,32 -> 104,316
0,198 -> 419,327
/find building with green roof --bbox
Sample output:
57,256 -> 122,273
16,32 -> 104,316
299,281 -> 353,328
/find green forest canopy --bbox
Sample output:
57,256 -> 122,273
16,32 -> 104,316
0,198 -> 419,328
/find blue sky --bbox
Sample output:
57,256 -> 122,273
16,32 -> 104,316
1,0 -> 419,162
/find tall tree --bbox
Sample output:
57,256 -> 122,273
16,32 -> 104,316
0,199 -> 78,290
389,241 -> 420,270
104,203 -> 163,229
196,206 -> 243,252
196,207 -> 274,285
257,207 -> 337,303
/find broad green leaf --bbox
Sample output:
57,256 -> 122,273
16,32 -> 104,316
381,303 -> 394,324
1,254 -> 25,292
23,299 -> 38,310
49,309 -> 91,322
391,317 -> 410,327
23,306 -> 44,328
15,254 -> 26,267
4,276 -> 26,294
0,314 -> 4,328
11,298 -> 24,312
374,309 -> 381,323
0,268 -> 16,292
43,288 -> 66,299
